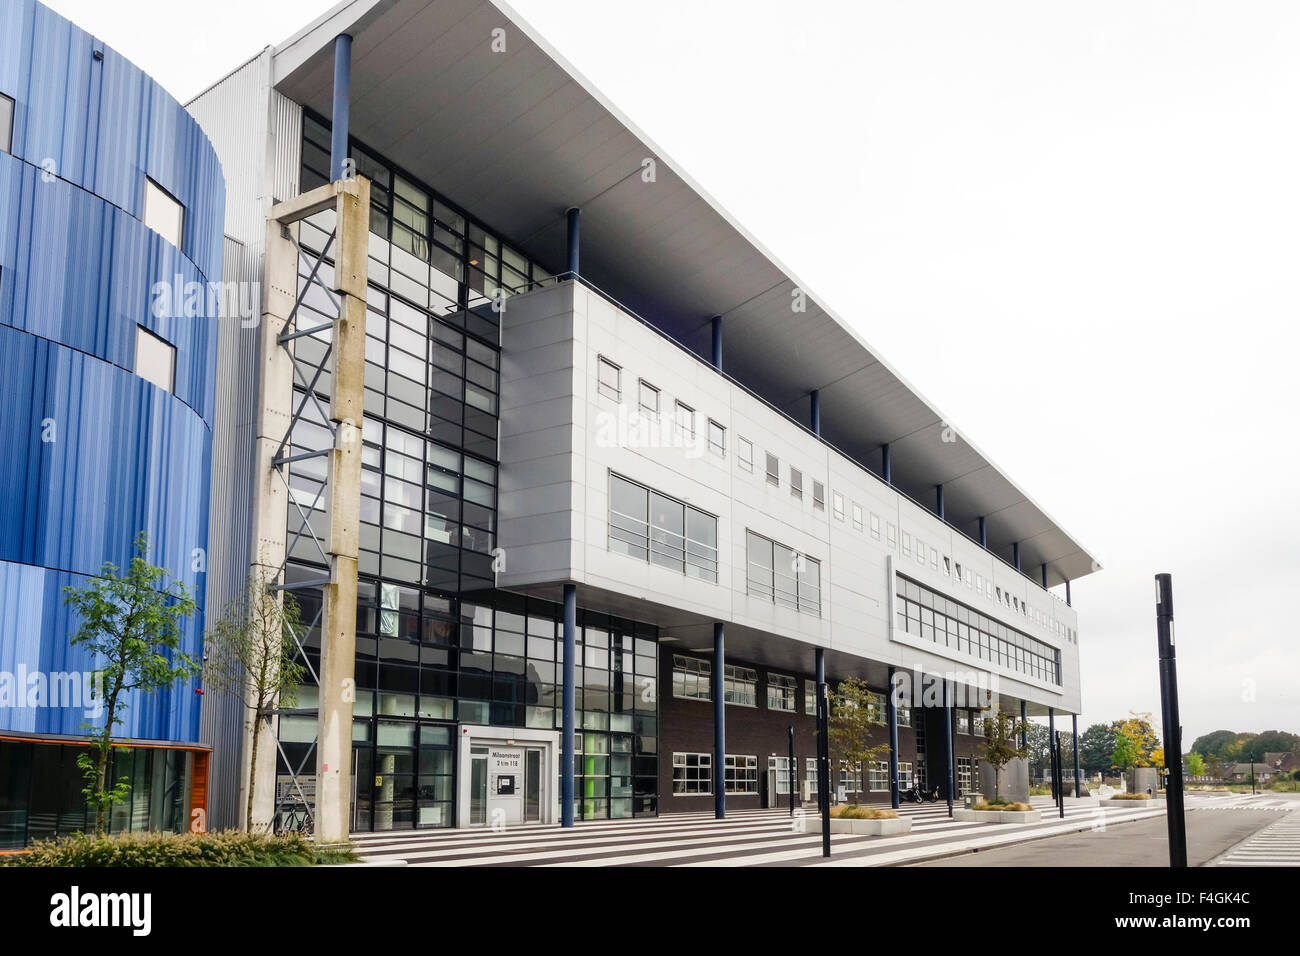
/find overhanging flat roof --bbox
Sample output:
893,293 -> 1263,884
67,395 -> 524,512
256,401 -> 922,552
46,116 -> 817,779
269,0 -> 1100,587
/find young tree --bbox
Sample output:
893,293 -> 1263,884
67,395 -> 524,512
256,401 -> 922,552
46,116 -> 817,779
1112,712 -> 1161,767
827,678 -> 890,797
63,532 -> 199,836
1185,752 -> 1206,777
1111,729 -> 1140,783
203,570 -> 307,831
977,700 -> 1030,802
1079,723 -> 1116,776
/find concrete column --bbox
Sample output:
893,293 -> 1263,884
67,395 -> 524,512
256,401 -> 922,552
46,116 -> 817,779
566,207 -> 580,278
314,178 -> 370,845
561,583 -> 576,826
713,623 -> 726,819
887,666 -> 900,809
329,35 -> 352,181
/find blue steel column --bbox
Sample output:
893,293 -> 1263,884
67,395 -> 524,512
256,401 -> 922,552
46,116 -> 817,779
944,681 -> 955,816
1041,564 -> 1048,588
881,443 -> 891,485
936,484 -> 944,521
329,34 -> 353,181
810,390 -> 821,437
978,516 -> 987,549
1048,706 -> 1056,798
710,315 -> 722,371
887,666 -> 900,809
1013,541 -> 1021,572
713,623 -> 726,819
1072,713 -> 1082,798
561,584 -> 577,827
1066,580 -> 1072,606
566,207 -> 580,278
1020,699 -> 1028,748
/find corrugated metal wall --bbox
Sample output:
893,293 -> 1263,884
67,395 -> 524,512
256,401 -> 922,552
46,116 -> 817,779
0,1 -> 224,744
188,52 -> 303,828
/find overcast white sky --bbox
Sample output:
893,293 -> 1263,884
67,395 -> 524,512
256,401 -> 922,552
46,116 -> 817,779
42,0 -> 1300,746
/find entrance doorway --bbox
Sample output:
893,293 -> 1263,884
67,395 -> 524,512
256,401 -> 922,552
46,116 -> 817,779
471,745 -> 543,826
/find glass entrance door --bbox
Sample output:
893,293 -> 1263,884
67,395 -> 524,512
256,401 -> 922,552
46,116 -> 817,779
470,746 -> 488,826
524,749 -> 542,823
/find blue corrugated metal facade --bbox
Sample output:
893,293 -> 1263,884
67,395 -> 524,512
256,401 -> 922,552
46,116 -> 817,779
0,0 -> 224,744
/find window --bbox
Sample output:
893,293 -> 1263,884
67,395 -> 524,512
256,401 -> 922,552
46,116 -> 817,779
973,712 -> 986,737
597,356 -> 621,401
675,400 -> 695,439
897,704 -> 912,728
870,513 -> 881,540
805,680 -> 819,716
608,474 -> 717,582
887,523 -> 897,548
765,452 -> 779,486
898,761 -> 914,790
737,437 -> 753,472
672,753 -> 712,794
671,655 -> 711,700
839,761 -> 863,795
638,379 -> 659,417
832,491 -> 845,521
766,673 -> 797,712
957,756 -> 974,795
916,538 -> 926,565
134,326 -> 175,393
868,761 -> 890,792
957,713 -> 970,735
143,178 -> 184,249
725,755 -> 758,794
0,93 -> 12,154
790,467 -> 803,500
708,419 -> 725,457
724,665 -> 758,707
902,532 -> 912,557
866,691 -> 886,723
769,756 -> 794,795
930,547 -> 939,570
812,480 -> 825,510
852,503 -> 863,531
746,531 -> 821,616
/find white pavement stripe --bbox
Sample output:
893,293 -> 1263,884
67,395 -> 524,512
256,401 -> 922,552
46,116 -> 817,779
1211,810 -> 1300,867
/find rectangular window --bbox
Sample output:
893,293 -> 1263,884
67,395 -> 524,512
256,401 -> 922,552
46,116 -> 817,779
790,467 -> 803,500
708,419 -> 725,457
957,713 -> 970,735
930,546 -> 940,570
973,712 -> 986,737
134,326 -> 175,393
609,474 -> 717,582
887,523 -> 897,548
638,379 -> 659,417
832,492 -> 845,521
671,655 -> 711,701
672,752 -> 712,794
957,756 -> 974,795
868,761 -> 890,792
0,93 -> 13,154
724,755 -> 758,794
766,673 -> 797,712
746,530 -> 820,615
737,437 -> 753,472
898,761 -> 914,790
597,356 -> 621,401
765,452 -> 779,486
675,400 -> 695,439
870,513 -> 881,540
897,705 -> 912,728
852,503 -> 863,531
902,532 -> 912,557
724,665 -> 758,707
769,756 -> 794,795
143,178 -> 184,249
813,480 -> 825,510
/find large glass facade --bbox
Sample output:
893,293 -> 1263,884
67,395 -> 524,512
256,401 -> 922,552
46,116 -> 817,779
275,116 -> 658,830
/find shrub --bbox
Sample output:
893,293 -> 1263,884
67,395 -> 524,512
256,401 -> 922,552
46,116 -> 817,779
974,801 -> 1032,812
1110,793 -> 1152,800
828,805 -> 900,820
3,830 -> 359,867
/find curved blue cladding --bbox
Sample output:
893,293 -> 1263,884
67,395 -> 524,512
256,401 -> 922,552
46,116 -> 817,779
0,1 -> 224,745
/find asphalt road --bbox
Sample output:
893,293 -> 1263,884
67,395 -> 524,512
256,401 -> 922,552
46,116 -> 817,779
911,809 -> 1284,866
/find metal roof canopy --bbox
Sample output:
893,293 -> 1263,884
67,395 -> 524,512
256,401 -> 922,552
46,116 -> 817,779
271,0 -> 1100,587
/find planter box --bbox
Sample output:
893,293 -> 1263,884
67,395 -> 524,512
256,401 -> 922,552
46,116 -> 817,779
1099,797 -> 1165,807
953,808 -> 1042,824
807,816 -> 912,836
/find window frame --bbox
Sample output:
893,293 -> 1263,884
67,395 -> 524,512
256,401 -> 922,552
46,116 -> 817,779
143,177 -> 185,250
637,378 -> 659,417
597,356 -> 621,402
134,325 -> 176,394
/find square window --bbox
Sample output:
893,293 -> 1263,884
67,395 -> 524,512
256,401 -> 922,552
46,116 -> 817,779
143,178 -> 184,249
597,356 -> 621,401
737,436 -> 753,472
638,379 -> 659,417
135,326 -> 175,393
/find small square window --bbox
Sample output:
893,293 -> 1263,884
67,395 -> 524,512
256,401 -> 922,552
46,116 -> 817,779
0,93 -> 13,155
143,178 -> 184,249
812,480 -> 825,510
790,467 -> 803,499
708,419 -> 725,456
135,326 -> 175,393
737,436 -> 753,472
597,356 -> 621,401
638,379 -> 659,417
765,452 -> 779,486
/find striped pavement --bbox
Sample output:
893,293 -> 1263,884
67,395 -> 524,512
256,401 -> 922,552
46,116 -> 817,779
1210,809 -> 1300,867
348,798 -> 1168,867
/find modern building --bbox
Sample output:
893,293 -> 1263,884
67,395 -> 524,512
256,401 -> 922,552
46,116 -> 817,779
0,0 -> 1099,844
0,0 -> 224,847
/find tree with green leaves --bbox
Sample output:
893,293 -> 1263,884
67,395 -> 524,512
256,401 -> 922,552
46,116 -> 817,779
977,697 -> 1030,802
1185,752 -> 1206,777
827,678 -> 890,795
1111,728 -> 1140,782
202,570 -> 307,831
1079,723 -> 1115,776
63,532 -> 199,836
1112,712 -> 1161,767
